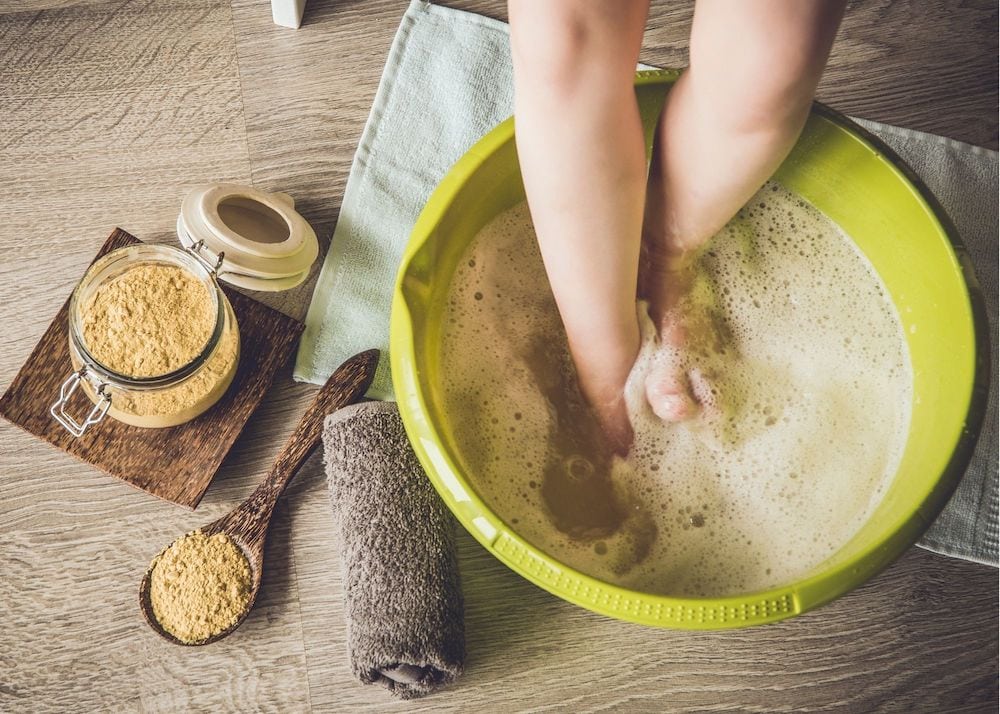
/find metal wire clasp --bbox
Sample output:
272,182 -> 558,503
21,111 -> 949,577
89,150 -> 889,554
185,239 -> 226,279
49,366 -> 112,437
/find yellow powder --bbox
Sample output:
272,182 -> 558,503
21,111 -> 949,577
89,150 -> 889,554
149,531 -> 252,644
81,263 -> 215,378
111,316 -> 238,422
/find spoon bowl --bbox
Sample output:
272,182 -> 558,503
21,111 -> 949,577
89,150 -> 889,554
138,521 -> 264,646
139,349 -> 379,645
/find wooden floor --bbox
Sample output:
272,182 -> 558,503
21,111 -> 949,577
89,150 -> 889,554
1,1 -> 996,712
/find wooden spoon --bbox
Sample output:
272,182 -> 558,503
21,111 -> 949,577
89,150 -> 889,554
139,348 -> 379,646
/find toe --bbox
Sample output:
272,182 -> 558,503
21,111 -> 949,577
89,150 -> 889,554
688,368 -> 718,411
659,313 -> 687,349
645,365 -> 699,422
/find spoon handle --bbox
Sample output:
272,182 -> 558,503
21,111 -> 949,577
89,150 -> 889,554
233,349 -> 379,530
270,348 -> 379,491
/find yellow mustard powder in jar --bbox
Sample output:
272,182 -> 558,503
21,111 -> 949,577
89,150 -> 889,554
81,263 -> 215,378
70,255 -> 240,429
110,323 -> 238,422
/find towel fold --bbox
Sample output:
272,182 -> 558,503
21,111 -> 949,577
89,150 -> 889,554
323,400 -> 465,699
294,0 -> 514,397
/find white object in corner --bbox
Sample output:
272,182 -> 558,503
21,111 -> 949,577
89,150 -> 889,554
271,0 -> 306,29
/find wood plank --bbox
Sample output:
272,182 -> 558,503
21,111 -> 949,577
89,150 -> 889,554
0,0 -> 995,711
0,3 -> 319,710
0,0 -> 254,265
439,0 -> 999,148
0,497 -> 313,711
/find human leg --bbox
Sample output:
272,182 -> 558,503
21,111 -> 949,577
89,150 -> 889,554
509,0 -> 650,451
642,0 -> 846,420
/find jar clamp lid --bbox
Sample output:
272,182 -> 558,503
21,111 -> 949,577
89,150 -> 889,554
52,244 -> 229,437
177,183 -> 319,292
52,184 -> 318,437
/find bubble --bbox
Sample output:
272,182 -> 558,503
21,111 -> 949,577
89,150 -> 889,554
436,184 -> 911,599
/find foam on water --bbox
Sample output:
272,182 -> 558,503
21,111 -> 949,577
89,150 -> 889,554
438,183 -> 912,597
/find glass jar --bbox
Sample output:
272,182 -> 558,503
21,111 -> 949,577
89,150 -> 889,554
51,244 -> 240,434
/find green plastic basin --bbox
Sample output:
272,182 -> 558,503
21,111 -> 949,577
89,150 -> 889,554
390,70 -> 990,629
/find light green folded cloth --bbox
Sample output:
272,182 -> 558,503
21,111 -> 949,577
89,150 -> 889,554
295,0 -> 998,566
294,0 -> 516,399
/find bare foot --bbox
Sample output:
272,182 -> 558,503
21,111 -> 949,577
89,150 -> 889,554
573,364 -> 634,456
639,250 -> 733,422
520,336 -> 629,539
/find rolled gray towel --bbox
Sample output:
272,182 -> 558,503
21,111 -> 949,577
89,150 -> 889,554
323,400 -> 465,699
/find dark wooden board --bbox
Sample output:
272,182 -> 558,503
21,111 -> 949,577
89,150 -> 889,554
0,228 -> 304,509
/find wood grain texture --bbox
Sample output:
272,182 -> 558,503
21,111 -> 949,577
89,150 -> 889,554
436,0 -> 1000,148
139,348 -> 377,646
0,0 -> 996,712
0,229 -> 305,508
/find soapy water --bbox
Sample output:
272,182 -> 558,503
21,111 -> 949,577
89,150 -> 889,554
438,183 -> 912,597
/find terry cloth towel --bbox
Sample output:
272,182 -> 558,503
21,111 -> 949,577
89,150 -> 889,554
297,0 -> 998,566
323,400 -> 465,699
